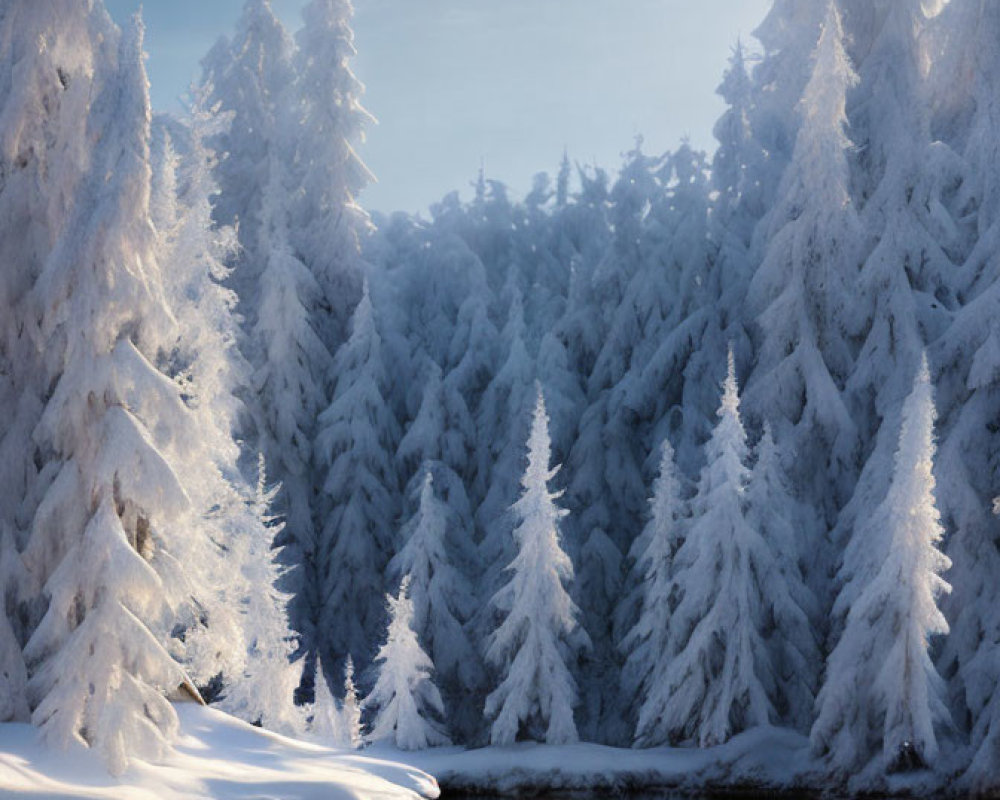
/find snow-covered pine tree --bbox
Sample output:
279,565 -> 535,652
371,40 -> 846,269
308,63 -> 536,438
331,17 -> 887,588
652,349 -> 810,747
200,0 -> 331,649
929,3 -> 1000,788
20,16 -> 203,775
750,0 -> 826,214
745,1 -> 862,532
250,153 -> 333,621
199,0 -> 294,259
388,467 -> 479,731
563,152 -> 667,738
834,0 -> 958,633
292,0 -> 375,343
315,280 -> 400,673
842,0 -> 955,412
218,454 -> 303,736
147,113 -> 260,690
812,356 -> 952,777
484,386 -> 588,745
640,44 -> 761,477
397,360 -> 475,506
342,655 -> 363,749
744,425 -> 819,732
475,285 -> 537,594
622,144 -> 714,474
364,575 -> 450,751
310,653 -> 347,745
619,440 -> 685,745
0,0 -> 106,687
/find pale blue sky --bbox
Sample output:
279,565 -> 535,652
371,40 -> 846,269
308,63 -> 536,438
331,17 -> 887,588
106,0 -> 771,214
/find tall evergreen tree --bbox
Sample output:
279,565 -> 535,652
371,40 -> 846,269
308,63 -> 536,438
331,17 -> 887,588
930,3 -> 1000,788
364,576 -> 450,751
315,281 -> 400,673
652,351 -> 811,747
388,468 -> 480,731
812,357 -> 952,776
620,440 -> 685,745
744,1 -> 862,530
199,0 -> 330,646
21,16 -> 217,774
484,387 -> 588,745
292,0 -> 375,342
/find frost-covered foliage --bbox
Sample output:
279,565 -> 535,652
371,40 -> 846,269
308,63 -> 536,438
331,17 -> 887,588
217,454 -> 303,737
483,388 -> 588,746
314,281 -> 400,670
292,0 -> 374,340
646,351 -> 815,748
309,654 -> 346,745
620,440 -> 685,745
812,356 -> 951,777
199,0 -> 327,644
364,576 -> 450,751
389,468 -> 480,734
745,1 -> 862,531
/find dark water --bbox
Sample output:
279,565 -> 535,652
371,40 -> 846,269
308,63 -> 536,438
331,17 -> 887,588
444,794 -> 687,800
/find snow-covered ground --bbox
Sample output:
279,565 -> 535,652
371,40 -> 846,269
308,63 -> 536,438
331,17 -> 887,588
0,705 -> 438,800
377,726 -> 813,796
380,727 -> 958,797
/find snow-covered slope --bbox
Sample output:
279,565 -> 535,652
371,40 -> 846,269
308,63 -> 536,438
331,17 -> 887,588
0,704 -> 439,800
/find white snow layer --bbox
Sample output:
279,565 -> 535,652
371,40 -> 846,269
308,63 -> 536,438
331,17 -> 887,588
0,704 -> 438,800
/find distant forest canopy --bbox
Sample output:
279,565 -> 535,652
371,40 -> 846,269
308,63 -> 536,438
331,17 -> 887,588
1,0 -> 1000,795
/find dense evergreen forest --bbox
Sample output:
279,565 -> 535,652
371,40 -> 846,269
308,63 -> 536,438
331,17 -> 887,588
2,0 -> 1000,794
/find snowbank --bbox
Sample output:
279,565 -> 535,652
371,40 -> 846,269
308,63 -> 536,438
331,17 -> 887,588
376,726 -> 811,796
380,726 -> 958,797
0,704 -> 439,800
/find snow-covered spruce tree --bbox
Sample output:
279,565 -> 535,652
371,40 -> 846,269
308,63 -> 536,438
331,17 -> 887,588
387,468 -> 479,729
551,165 -> 612,382
146,118 -> 256,689
750,0 -> 826,215
835,0 -> 957,622
0,0 -> 108,682
200,1 -> 332,646
652,350 -> 813,747
929,3 -> 1000,788
315,280 -> 400,672
563,152 -> 667,739
199,0 -> 294,260
250,152 -> 333,615
218,454 -> 303,736
20,16 -> 209,775
620,440 -> 685,745
364,576 -> 450,751
639,44 -> 761,476
342,655 -> 363,749
397,360 -> 476,508
0,1 -> 74,702
812,356 -> 952,777
310,653 -> 347,745
475,285 -> 537,595
744,425 -> 819,732
291,0 -> 375,343
745,1 -> 862,532
621,144 -> 714,474
484,387 -> 588,745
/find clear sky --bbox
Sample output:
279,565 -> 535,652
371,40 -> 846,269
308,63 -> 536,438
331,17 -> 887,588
105,0 -> 772,215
